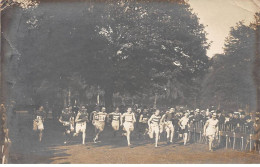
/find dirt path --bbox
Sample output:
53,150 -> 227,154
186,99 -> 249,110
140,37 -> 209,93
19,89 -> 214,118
8,117 -> 260,164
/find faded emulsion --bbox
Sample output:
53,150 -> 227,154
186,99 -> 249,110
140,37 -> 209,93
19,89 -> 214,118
0,0 -> 260,164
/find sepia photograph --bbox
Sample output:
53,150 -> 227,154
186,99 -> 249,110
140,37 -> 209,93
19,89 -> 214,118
0,0 -> 260,164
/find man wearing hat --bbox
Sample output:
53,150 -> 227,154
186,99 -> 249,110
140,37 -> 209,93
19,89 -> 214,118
203,112 -> 219,151
231,112 -> 242,132
74,106 -> 89,145
216,110 -> 225,130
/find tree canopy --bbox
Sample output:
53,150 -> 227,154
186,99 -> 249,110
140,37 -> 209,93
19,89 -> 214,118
200,13 -> 260,111
4,0 -> 210,108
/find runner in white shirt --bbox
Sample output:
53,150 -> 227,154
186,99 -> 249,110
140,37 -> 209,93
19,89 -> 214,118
204,112 -> 219,151
74,106 -> 89,145
93,107 -> 108,143
109,107 -> 122,137
148,109 -> 162,147
121,107 -> 136,147
33,106 -> 46,142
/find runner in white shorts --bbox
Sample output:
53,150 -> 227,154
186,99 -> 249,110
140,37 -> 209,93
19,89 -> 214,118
204,112 -> 219,152
59,107 -> 75,144
121,107 -> 136,147
74,106 -> 89,145
33,106 -> 46,142
178,112 -> 190,146
109,107 -> 122,137
148,109 -> 161,147
161,108 -> 175,144
93,107 -> 108,143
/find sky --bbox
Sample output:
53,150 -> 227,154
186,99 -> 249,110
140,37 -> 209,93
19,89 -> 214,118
188,0 -> 260,58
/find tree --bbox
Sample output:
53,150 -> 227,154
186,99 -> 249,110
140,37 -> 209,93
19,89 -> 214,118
5,0 -> 210,109
201,13 -> 260,111
95,0 -> 210,107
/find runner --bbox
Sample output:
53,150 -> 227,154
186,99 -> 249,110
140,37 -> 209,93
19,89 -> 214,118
33,106 -> 47,142
59,107 -> 75,144
203,112 -> 219,151
138,108 -> 150,139
161,108 -> 175,144
178,112 -> 190,145
109,107 -> 122,137
148,109 -> 161,147
121,107 -> 136,147
74,106 -> 89,145
93,107 -> 108,143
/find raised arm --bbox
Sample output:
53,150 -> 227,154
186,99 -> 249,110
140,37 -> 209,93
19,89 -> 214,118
160,114 -> 166,124
148,115 -> 153,127
75,113 -> 80,123
139,114 -> 143,123
178,118 -> 182,127
203,120 -> 209,135
132,113 -> 136,123
120,114 -> 124,126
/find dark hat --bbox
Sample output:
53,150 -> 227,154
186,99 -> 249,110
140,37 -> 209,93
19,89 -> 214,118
241,111 -> 245,115
245,115 -> 251,120
216,110 -> 221,114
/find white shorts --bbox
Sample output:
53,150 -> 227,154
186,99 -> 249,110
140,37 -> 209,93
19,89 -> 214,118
33,120 -> 44,131
123,122 -> 134,132
112,121 -> 120,131
206,128 -> 217,137
149,124 -> 159,138
159,123 -> 165,133
94,121 -> 105,131
76,122 -> 86,133
165,121 -> 174,132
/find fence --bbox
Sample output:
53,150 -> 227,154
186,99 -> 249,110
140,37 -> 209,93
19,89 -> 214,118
186,121 -> 260,153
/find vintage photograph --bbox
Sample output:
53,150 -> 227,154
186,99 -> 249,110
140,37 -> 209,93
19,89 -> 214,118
0,0 -> 260,164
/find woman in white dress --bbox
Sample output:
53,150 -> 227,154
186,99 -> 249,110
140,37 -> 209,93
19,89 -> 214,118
203,112 -> 219,151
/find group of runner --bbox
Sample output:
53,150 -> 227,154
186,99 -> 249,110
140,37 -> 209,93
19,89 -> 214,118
33,105 -> 228,151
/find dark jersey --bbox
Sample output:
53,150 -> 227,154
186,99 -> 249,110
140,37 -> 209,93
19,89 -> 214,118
60,112 -> 73,122
140,113 -> 150,123
77,112 -> 89,122
218,115 -> 225,124
34,110 -> 46,120
164,112 -> 173,122
110,112 -> 121,121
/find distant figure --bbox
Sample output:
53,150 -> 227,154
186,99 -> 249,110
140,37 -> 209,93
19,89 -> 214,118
148,109 -> 161,148
204,113 -> 219,152
33,106 -> 47,142
74,106 -> 89,145
121,107 -> 136,147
